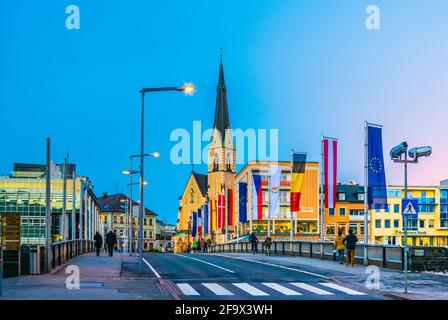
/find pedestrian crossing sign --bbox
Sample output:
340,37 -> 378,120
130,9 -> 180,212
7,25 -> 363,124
402,199 -> 419,217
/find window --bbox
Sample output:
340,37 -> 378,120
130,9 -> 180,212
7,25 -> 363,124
281,173 -> 290,181
213,153 -> 219,171
384,204 -> 390,213
419,220 -> 425,228
120,215 -> 124,224
349,223 -> 358,235
394,219 -> 400,228
189,189 -> 195,204
149,231 -> 153,238
358,193 -> 365,201
375,204 -> 381,212
429,220 -> 435,228
149,218 -> 153,226
144,218 -> 147,225
360,223 -> 365,235
337,224 -> 346,235
328,208 -> 335,216
113,216 -> 118,223
326,224 -> 335,235
226,153 -> 231,171
339,208 -> 346,216
375,219 -> 381,228
350,209 -> 364,216
338,193 -> 346,201
144,231 -> 147,238
394,204 -> 400,213
384,220 -> 391,228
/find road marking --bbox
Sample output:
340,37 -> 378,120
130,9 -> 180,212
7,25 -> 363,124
174,254 -> 235,273
319,282 -> 366,295
290,282 -> 334,295
177,283 -> 200,296
140,255 -> 162,279
202,283 -> 234,296
261,283 -> 302,295
214,254 -> 329,280
232,283 -> 269,296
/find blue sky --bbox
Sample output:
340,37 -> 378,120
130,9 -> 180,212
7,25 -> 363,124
1,1 -> 447,224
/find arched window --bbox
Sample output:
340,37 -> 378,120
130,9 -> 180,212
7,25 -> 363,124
213,153 -> 219,171
190,188 -> 195,204
226,153 -> 231,171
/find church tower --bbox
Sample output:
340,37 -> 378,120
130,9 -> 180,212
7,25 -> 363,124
207,51 -> 236,206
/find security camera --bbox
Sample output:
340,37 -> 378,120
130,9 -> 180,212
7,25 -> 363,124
408,146 -> 432,159
390,141 -> 408,159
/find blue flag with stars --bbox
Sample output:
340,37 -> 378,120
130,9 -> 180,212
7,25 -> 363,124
367,125 -> 387,209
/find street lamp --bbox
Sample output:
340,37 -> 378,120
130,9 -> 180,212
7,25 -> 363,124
139,83 -> 195,272
390,141 -> 432,293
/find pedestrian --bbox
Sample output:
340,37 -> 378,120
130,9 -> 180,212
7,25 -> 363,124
333,230 -> 345,264
200,238 -> 206,253
249,232 -> 258,254
264,236 -> 272,256
343,229 -> 358,267
192,239 -> 199,253
206,238 -> 211,253
105,229 -> 117,257
94,231 -> 103,257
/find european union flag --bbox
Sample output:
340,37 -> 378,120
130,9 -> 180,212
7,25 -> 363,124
367,125 -> 387,209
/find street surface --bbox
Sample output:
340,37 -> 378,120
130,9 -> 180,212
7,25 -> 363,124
143,253 -> 384,300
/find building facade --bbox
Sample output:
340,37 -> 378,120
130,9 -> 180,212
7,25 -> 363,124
97,193 -> 157,252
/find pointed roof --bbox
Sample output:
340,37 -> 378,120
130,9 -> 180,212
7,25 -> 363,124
192,172 -> 208,197
213,50 -> 231,145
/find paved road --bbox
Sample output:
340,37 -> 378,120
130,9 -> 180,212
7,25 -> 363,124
142,253 -> 385,300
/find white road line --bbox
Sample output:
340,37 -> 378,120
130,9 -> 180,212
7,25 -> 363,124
139,255 -> 162,278
290,282 -> 334,295
319,282 -> 366,295
174,254 -> 235,273
233,283 -> 269,296
261,283 -> 302,296
214,254 -> 329,280
177,283 -> 200,296
202,283 -> 234,296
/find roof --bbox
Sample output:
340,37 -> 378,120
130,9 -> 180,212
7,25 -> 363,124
192,172 -> 208,197
213,52 -> 231,146
336,184 -> 364,203
97,193 -> 157,216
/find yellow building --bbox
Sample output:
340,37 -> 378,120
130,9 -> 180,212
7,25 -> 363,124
97,193 -> 157,252
235,161 -> 319,240
370,185 -> 448,246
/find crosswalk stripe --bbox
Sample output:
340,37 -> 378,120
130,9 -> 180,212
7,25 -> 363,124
319,282 -> 366,295
261,283 -> 302,295
232,283 -> 269,296
177,283 -> 200,296
202,283 -> 234,295
290,282 -> 334,295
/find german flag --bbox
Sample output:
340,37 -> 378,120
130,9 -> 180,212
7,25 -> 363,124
290,152 -> 307,212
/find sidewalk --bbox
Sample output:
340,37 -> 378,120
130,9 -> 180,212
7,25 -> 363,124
214,253 -> 448,300
1,252 -> 172,300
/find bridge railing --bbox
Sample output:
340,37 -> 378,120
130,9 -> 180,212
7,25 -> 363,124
51,240 -> 95,270
210,240 -> 404,270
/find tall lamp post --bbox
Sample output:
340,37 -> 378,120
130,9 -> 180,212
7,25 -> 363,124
138,84 -> 195,272
390,141 -> 432,293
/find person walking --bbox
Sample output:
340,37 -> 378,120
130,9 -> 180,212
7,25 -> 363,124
206,238 -> 211,253
333,230 -> 345,264
105,229 -> 117,257
249,232 -> 258,254
94,231 -> 103,257
264,236 -> 273,256
343,229 -> 358,267
200,238 -> 206,253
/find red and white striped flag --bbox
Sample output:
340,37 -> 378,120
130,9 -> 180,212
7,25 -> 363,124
323,138 -> 338,209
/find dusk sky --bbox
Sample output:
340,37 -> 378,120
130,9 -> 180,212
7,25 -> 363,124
1,1 -> 447,224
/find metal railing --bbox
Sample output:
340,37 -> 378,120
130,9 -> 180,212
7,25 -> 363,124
210,240 -> 405,270
51,240 -> 95,270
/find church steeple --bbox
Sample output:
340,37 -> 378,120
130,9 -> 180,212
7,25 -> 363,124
213,49 -> 231,146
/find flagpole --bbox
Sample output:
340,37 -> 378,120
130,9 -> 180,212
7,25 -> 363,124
250,170 -> 253,235
320,137 -> 325,258
225,186 -> 228,244
267,166 -> 271,237
364,121 -> 369,266
290,150 -> 294,243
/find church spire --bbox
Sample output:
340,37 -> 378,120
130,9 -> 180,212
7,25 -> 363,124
213,49 -> 230,145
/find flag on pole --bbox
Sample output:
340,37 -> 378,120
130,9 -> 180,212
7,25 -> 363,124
269,165 -> 281,217
217,195 -> 226,229
290,152 -> 307,212
203,204 -> 208,234
367,125 -> 387,209
252,174 -> 263,220
323,138 -> 338,209
197,208 -> 202,235
238,182 -> 248,222
227,189 -> 234,226
210,200 -> 217,232
191,212 -> 197,237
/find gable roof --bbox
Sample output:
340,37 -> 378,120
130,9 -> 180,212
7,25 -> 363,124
192,172 -> 208,197
336,184 -> 364,203
97,193 -> 157,216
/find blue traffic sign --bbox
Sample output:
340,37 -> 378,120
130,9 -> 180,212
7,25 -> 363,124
402,198 -> 419,217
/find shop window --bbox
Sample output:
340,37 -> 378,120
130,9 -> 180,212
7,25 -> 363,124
326,225 -> 335,235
